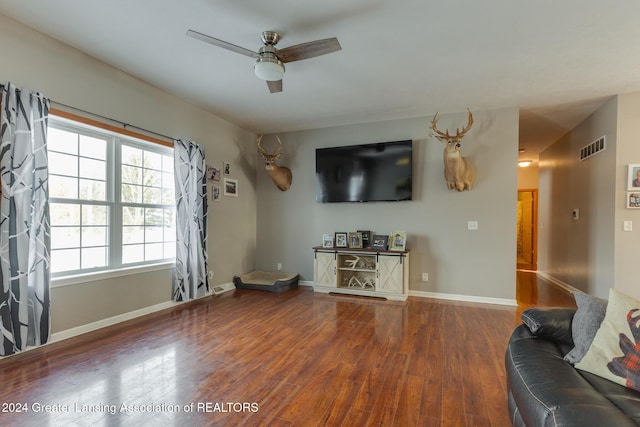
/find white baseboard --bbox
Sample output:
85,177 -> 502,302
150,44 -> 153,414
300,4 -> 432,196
212,282 -> 236,295
299,280 -> 314,287
308,281 -> 516,306
535,271 -> 580,293
51,282 -> 235,343
408,290 -> 516,306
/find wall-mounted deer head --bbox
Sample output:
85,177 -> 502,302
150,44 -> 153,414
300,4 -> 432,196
430,109 -> 475,191
257,134 -> 292,191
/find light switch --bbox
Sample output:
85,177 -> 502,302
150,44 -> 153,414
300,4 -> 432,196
624,220 -> 633,232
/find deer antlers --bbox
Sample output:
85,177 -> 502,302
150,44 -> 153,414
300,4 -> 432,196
430,109 -> 474,142
256,134 -> 282,160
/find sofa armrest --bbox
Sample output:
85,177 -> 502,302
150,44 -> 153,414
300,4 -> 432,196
521,307 -> 576,347
506,328 -> 637,427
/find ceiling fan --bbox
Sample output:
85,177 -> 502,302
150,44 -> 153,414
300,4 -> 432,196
186,29 -> 341,93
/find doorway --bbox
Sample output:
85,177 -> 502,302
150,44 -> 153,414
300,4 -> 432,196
517,189 -> 537,270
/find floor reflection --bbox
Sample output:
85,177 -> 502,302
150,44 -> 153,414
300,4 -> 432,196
516,269 -> 576,318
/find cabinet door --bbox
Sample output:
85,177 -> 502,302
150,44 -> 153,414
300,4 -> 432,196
377,255 -> 404,294
314,252 -> 336,287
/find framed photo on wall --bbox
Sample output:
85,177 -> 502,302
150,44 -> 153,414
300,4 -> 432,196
627,192 -> 640,208
206,165 -> 221,182
224,178 -> 238,197
212,186 -> 221,201
389,231 -> 407,251
335,232 -> 348,248
628,164 -> 640,190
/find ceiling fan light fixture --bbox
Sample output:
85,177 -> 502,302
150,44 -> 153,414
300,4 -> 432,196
254,56 -> 284,81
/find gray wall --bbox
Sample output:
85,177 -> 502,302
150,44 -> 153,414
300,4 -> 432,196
255,108 -> 519,300
0,13 -> 258,332
538,97 -> 617,298
615,92 -> 640,298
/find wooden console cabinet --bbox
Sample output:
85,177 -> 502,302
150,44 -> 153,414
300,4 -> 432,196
312,247 -> 410,301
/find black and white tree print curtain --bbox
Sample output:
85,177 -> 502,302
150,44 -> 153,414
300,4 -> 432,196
173,139 -> 209,301
0,83 -> 51,356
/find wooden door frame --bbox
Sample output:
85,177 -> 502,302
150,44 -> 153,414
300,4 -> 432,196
517,189 -> 538,271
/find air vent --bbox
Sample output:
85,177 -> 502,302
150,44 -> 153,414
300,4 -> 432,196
579,136 -> 606,161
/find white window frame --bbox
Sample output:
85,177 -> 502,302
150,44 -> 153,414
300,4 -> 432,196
48,116 -> 175,287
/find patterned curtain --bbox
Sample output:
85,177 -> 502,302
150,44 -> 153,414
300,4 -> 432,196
0,83 -> 51,356
173,139 -> 208,301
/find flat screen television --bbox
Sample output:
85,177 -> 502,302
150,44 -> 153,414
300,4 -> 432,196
315,140 -> 413,203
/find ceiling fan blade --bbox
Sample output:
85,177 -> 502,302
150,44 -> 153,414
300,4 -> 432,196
267,80 -> 283,93
186,29 -> 259,59
278,38 -> 341,63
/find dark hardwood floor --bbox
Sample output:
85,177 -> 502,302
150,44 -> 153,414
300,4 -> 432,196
0,272 -> 574,426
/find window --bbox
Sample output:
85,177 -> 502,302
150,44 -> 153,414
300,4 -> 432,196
48,118 -> 175,277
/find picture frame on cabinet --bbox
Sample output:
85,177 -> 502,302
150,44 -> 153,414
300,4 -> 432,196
357,230 -> 371,248
371,235 -> 389,250
389,231 -> 407,251
348,232 -> 363,249
322,234 -> 334,248
335,232 -> 348,248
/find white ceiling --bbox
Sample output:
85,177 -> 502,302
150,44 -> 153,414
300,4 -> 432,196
1,1 -> 639,162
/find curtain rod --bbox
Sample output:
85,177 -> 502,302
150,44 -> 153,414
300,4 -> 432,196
1,83 -> 175,143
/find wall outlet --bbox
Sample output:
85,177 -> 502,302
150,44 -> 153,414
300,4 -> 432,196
277,263 -> 282,271
208,270 -> 214,279
467,221 -> 478,230
422,273 -> 429,282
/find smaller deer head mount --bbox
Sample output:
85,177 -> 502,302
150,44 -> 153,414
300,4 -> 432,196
430,109 -> 475,191
257,134 -> 292,191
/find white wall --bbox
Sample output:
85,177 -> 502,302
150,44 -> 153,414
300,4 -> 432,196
0,14 -> 257,332
518,165 -> 539,189
255,108 -> 519,300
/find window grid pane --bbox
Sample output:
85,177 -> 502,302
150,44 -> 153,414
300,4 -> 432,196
49,120 -> 175,277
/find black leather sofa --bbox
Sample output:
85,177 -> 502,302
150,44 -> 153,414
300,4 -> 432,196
505,307 -> 640,426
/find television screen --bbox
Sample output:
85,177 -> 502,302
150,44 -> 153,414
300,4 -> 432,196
315,140 -> 413,203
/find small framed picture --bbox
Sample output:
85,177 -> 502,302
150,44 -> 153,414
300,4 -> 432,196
371,235 -> 389,250
348,232 -> 363,249
224,161 -> 231,175
322,234 -> 334,248
627,192 -> 640,208
628,164 -> 640,190
206,165 -> 221,182
357,230 -> 371,248
212,186 -> 221,201
389,231 -> 407,251
335,232 -> 348,248
224,178 -> 238,197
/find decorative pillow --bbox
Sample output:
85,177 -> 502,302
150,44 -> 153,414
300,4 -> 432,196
564,291 -> 607,363
575,289 -> 640,392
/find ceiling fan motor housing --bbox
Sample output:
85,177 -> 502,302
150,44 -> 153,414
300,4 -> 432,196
254,45 -> 285,81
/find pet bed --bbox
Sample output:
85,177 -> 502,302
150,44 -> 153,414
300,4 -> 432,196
233,270 -> 299,293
